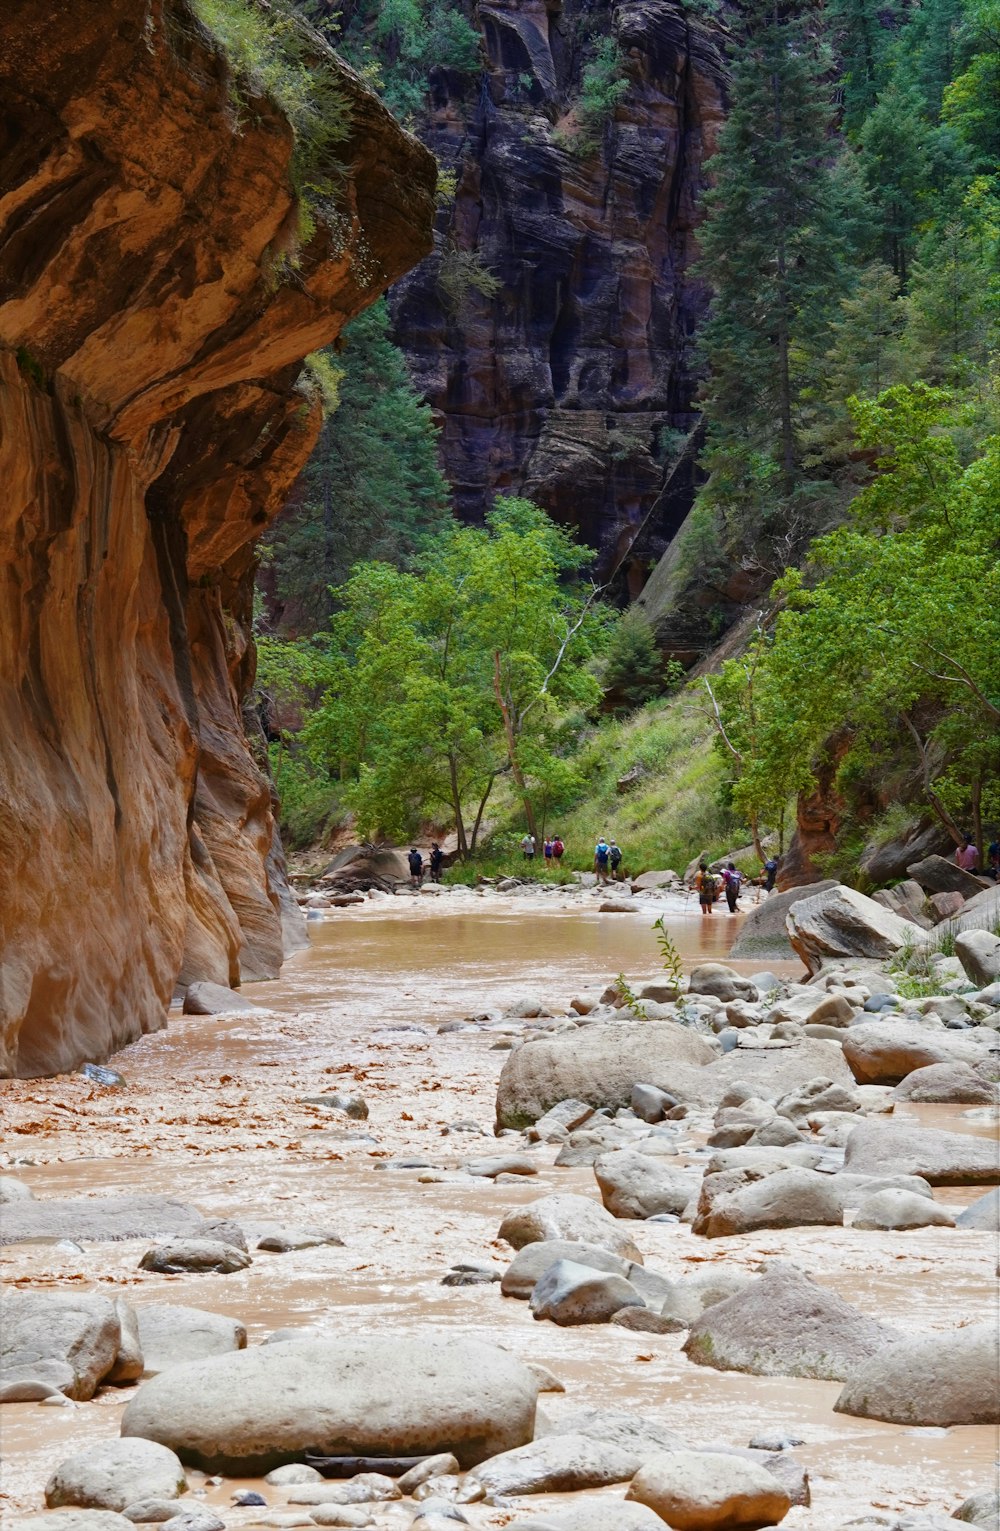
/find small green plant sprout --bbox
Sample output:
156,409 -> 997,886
652,915 -> 684,989
616,972 -> 647,1020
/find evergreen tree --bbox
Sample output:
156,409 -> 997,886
857,85 -> 931,284
263,299 -> 452,633
827,0 -> 896,132
692,0 -> 861,572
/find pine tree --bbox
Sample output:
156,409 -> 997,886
857,85 -> 931,284
693,0 -> 861,571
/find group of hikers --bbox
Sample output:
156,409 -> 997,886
407,843 -> 444,886
519,833 -> 567,864
693,855 -> 779,915
523,832 -> 623,882
956,833 -> 1000,879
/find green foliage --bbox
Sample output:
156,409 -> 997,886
15,346 -> 46,389
437,246 -> 502,314
262,300 -> 451,633
336,0 -> 481,122
303,350 -> 343,414
652,916 -> 684,989
192,0 -> 350,235
615,973 -> 648,1020
267,745 -> 343,849
600,609 -> 680,716
565,38 -> 630,153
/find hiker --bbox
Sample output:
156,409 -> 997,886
955,835 -> 979,873
762,856 -> 779,892
552,835 -> 565,860
429,843 -> 444,882
520,832 -> 536,861
696,861 -> 718,914
722,861 -> 742,913
594,835 -> 611,885
407,847 -> 423,888
543,837 -> 554,863
609,839 -> 623,879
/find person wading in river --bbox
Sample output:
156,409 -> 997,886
594,835 -> 611,885
408,847 -> 423,888
696,861 -> 718,914
429,843 -> 444,882
722,861 -> 742,913
609,839 -> 623,880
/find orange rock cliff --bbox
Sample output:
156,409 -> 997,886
0,0 -> 436,1076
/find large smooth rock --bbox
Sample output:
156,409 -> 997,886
106,1299 -> 145,1385
953,885 -> 1000,934
1,1290 -> 121,1400
181,982 -> 262,1015
120,1338 -> 539,1473
871,880 -> 933,928
45,1439 -> 187,1512
956,1188 -> 1000,1230
729,882 -> 838,959
692,1168 -> 844,1238
495,1023 -> 716,1127
136,1305 -> 247,1375
707,1040 -> 855,1104
138,1239 -> 251,1274
952,1488 -> 1000,1527
843,1022 -> 1000,1085
593,1152 -> 699,1220
626,1449 -> 792,1530
19,1517 -> 136,1531
0,1195 -> 205,1247
786,885 -> 929,975
500,1240 -> 630,1298
0,1174 -> 34,1202
499,1194 -> 644,1261
893,1063 -> 998,1104
683,1263 -> 898,1380
470,1433 -> 641,1495
852,1189 -> 955,1230
659,1272 -> 754,1332
529,1260 -> 645,1326
906,855 -> 985,898
843,1120 -> 1000,1185
512,1506 -> 666,1531
956,931 -> 1000,987
688,965 -> 758,1003
834,1324 -> 999,1425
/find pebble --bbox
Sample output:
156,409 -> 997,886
161,1513 -> 225,1531
749,1431 -> 807,1451
231,1492 -> 267,1507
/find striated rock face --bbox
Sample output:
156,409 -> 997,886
390,0 -> 727,578
0,0 -> 435,1074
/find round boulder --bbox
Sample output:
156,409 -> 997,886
688,965 -> 759,1004
834,1323 -> 999,1425
46,1439 -> 187,1512
529,1260 -> 645,1327
626,1449 -> 791,1529
852,1189 -> 956,1230
498,1194 -> 644,1262
120,1337 -> 539,1473
593,1152 -> 699,1220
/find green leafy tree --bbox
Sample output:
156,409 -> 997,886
263,299 -> 451,633
335,0 -> 481,121
857,86 -> 931,285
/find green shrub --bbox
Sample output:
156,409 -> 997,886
558,38 -> 629,153
269,746 -> 343,850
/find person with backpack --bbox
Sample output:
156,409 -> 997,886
722,861 -> 742,913
543,837 -> 554,864
696,861 -> 718,914
429,843 -> 444,882
552,835 -> 565,860
594,835 -> 611,885
762,856 -> 779,892
408,848 -> 423,888
609,840 -> 623,879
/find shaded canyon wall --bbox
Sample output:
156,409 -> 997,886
389,0 -> 727,583
0,0 -> 435,1075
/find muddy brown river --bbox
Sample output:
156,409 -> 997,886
2,890 -> 997,1527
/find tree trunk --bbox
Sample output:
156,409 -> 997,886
447,752 -> 468,857
971,771 -> 983,866
493,650 -> 539,846
771,56 -> 795,498
470,771 -> 498,854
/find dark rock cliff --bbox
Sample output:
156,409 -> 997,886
0,0 -> 435,1075
389,0 -> 727,582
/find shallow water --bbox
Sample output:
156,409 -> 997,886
2,889 -> 997,1528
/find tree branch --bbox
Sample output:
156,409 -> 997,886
702,676 -> 743,764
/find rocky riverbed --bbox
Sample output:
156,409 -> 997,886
1,886 -> 998,1531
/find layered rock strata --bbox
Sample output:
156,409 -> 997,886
0,0 -> 435,1074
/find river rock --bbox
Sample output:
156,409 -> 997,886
120,1337 -> 539,1472
19,1516 -> 137,1531
46,1439 -> 187,1512
692,1168 -> 844,1238
136,1304 -> 247,1374
683,1263 -> 897,1380
708,1039 -> 856,1104
0,1174 -> 34,1202
509,1508 -> 665,1531
626,1449 -> 792,1529
956,1188 -> 1000,1229
308,1509 -> 374,1528
631,1084 -> 680,1123
265,1466 -> 325,1486
952,1488 -> 1000,1527
463,1154 -> 539,1178
301,1092 -> 369,1120
498,1194 -> 644,1261
287,1475 -> 400,1505
767,992 -> 859,1028
529,1259 -> 645,1325
1,1289 -> 121,1400
160,1512 -> 225,1531
593,1151 -> 699,1220
529,1099 -> 595,1140
843,1022 -> 1000,1085
786,885 -> 929,975
659,1271 -> 754,1332
495,1023 -> 716,1127
852,1190 -> 955,1230
257,1228 -> 344,1252
906,855 -> 985,898
953,884 -> 1000,934
182,982 -> 261,1015
775,1077 -> 861,1119
843,1120 -> 1000,1184
688,965 -> 759,1003
0,1194 -> 206,1247
955,931 -> 1000,987
500,1240 -> 630,1297
106,1299 -> 145,1385
834,1324 -> 999,1425
138,1239 -> 252,1274
730,882 -> 841,961
893,1064 -> 998,1103
469,1433 -> 642,1495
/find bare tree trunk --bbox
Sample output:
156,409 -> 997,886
447,753 -> 468,858
971,772 -> 983,866
901,712 -> 965,846
470,772 -> 498,854
493,650 -> 539,847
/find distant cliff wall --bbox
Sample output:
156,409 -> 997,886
0,0 -> 435,1075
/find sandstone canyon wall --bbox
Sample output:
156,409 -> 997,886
0,0 -> 435,1075
389,0 -> 727,585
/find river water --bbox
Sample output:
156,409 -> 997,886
1,888 -> 997,1527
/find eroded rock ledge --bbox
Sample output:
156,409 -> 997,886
0,0 -> 435,1075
